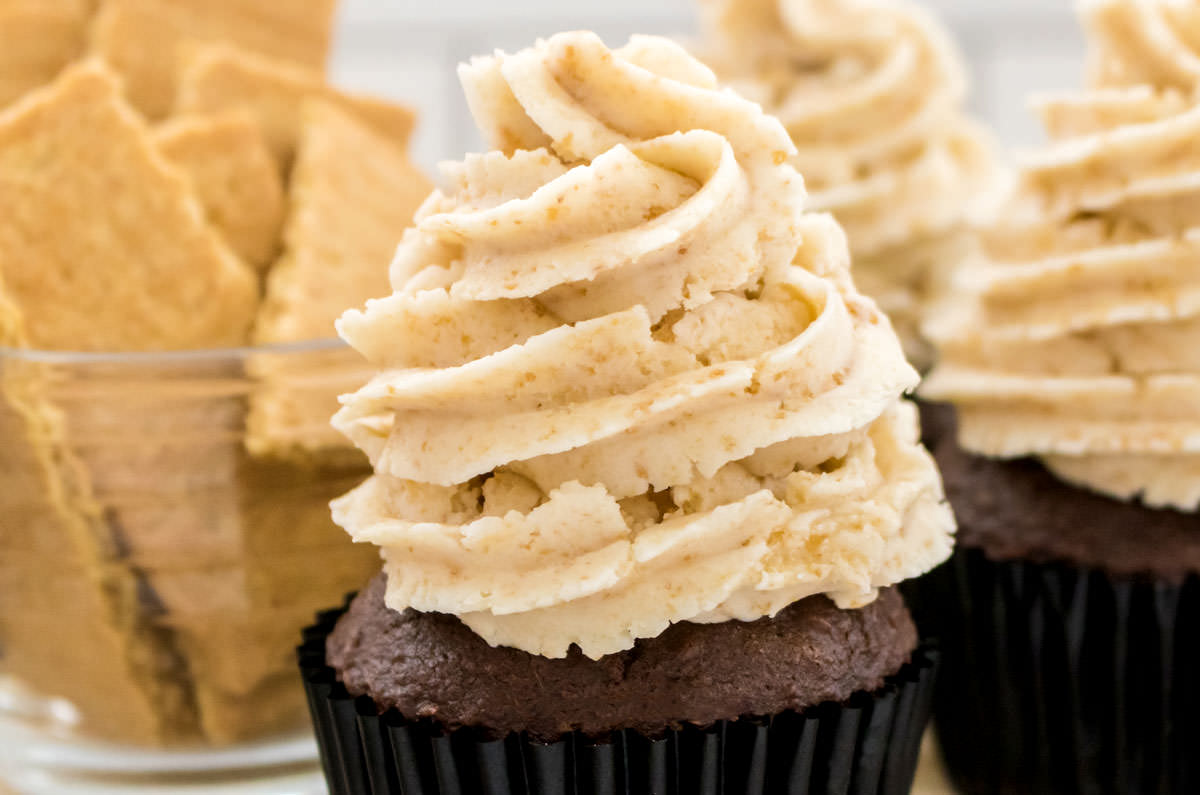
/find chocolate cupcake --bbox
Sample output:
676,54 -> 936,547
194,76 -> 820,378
919,2 -> 1200,792
328,575 -> 920,742
301,31 -> 954,794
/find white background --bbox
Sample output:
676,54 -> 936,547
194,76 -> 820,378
329,0 -> 1085,171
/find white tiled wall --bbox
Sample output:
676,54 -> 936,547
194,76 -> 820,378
329,0 -> 1086,172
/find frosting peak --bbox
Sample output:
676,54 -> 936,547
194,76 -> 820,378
1082,0 -> 1200,91
333,33 -> 953,658
924,1 -> 1200,513
694,0 -> 994,367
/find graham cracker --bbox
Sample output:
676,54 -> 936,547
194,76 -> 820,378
244,343 -> 377,461
246,100 -> 429,458
175,44 -> 416,171
0,62 -> 259,351
0,0 -> 93,109
155,112 -> 285,270
170,453 -> 376,742
0,276 -> 24,347
0,362 -> 200,745
256,100 -> 430,343
89,0 -> 336,119
1,339 -> 374,744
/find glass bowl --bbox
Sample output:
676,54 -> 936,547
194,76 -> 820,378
0,340 -> 378,772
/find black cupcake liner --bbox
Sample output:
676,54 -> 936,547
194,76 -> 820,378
909,548 -> 1200,795
298,602 -> 939,795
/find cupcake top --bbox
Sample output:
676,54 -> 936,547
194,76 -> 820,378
332,32 -> 954,659
328,575 -> 918,739
923,0 -> 1200,513
694,0 -> 993,261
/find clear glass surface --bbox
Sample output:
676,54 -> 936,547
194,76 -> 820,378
0,340 -> 378,774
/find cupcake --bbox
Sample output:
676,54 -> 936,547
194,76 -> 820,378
300,31 -> 955,794
692,0 -> 995,368
919,1 -> 1200,792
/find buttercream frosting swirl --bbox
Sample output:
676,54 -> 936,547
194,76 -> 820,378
1082,0 -> 1200,91
332,32 -> 954,658
923,0 -> 1200,513
694,0 -> 994,365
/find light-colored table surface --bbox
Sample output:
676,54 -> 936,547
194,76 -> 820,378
914,734 -> 956,795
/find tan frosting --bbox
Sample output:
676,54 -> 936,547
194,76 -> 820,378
695,0 -> 994,365
1082,0 -> 1200,91
924,1 -> 1200,513
332,32 -> 954,658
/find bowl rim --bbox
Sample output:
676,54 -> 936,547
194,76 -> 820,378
0,337 -> 350,365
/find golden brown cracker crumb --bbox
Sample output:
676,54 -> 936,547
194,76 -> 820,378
155,111 -> 285,270
89,0 -> 337,119
0,0 -> 94,108
175,44 -> 416,171
0,63 -> 259,351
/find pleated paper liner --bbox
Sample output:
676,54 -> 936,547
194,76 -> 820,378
298,603 -> 939,795
910,548 -> 1200,795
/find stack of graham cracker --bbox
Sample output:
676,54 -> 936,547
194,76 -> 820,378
0,0 -> 430,745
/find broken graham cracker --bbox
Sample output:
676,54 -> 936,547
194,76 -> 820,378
255,100 -> 430,344
163,454 -> 378,743
0,63 -> 259,351
32,353 -> 376,743
246,100 -> 430,457
0,277 -> 24,347
175,44 -> 416,171
0,364 -> 201,745
89,0 -> 337,119
155,112 -> 285,271
0,0 -> 94,108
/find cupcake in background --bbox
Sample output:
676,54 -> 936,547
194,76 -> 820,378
694,0 -> 995,368
919,0 -> 1200,791
300,30 -> 956,794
